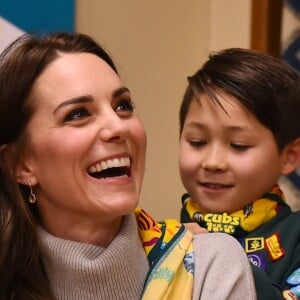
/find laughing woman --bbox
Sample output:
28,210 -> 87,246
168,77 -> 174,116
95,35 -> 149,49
0,32 -> 256,299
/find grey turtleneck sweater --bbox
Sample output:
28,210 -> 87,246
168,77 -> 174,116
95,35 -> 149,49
39,214 -> 149,299
39,214 -> 256,300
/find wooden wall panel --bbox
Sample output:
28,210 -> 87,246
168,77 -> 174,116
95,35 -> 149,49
251,0 -> 283,56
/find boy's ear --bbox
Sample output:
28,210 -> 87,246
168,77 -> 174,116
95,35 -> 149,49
280,138 -> 300,175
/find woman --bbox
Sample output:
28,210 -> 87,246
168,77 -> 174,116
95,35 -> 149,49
0,32 -> 256,299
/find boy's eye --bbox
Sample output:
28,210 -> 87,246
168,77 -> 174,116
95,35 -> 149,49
189,140 -> 206,148
115,100 -> 135,115
64,108 -> 90,122
231,143 -> 251,151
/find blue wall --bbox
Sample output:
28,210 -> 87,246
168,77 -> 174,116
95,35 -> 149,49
0,0 -> 74,33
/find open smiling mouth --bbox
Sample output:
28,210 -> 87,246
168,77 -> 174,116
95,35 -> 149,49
88,157 -> 131,179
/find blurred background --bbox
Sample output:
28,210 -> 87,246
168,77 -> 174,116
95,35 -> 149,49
1,0 -> 299,220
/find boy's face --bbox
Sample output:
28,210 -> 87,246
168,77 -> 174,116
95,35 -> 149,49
179,91 -> 286,213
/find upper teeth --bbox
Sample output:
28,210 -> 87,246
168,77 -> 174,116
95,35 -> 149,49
88,157 -> 130,173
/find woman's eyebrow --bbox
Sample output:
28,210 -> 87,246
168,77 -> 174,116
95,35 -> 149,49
113,87 -> 130,98
53,95 -> 93,114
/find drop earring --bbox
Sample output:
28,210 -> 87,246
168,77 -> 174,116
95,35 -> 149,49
28,181 -> 36,204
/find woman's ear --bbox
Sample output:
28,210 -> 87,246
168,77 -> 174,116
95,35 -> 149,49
8,146 -> 38,186
280,138 -> 300,175
15,163 -> 38,186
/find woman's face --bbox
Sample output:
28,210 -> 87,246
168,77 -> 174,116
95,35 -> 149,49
18,52 -> 146,233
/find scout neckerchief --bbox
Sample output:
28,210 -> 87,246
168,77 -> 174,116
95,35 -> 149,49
181,184 -> 286,237
135,208 -> 194,300
181,185 -> 300,299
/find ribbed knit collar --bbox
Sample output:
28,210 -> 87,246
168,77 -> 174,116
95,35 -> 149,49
38,214 -> 149,300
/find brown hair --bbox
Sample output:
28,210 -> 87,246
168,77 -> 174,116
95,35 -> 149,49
0,32 -> 117,299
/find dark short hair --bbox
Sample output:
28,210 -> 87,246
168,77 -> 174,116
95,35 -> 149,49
179,48 -> 300,151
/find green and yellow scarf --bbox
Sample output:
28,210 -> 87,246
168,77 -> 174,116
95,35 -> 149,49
135,208 -> 194,300
181,185 -> 286,237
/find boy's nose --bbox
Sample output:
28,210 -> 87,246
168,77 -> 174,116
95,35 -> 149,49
202,147 -> 227,172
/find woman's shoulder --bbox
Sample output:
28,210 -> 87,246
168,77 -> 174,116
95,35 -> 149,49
193,231 -> 243,252
192,232 -> 251,272
192,232 -> 257,300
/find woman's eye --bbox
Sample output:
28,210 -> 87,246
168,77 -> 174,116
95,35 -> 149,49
115,100 -> 135,114
189,140 -> 206,148
64,108 -> 90,122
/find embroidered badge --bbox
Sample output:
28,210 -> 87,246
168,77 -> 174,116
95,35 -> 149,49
247,253 -> 266,270
245,237 -> 264,253
265,233 -> 285,261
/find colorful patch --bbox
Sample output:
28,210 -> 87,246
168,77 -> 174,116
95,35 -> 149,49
247,253 -> 266,270
265,233 -> 285,261
245,237 -> 265,253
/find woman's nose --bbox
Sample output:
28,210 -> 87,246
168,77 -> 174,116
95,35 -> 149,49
99,111 -> 130,143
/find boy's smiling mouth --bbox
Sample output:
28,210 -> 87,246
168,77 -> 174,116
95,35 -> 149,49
200,182 -> 234,189
88,157 -> 131,179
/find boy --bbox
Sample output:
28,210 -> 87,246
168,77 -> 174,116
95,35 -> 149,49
179,48 -> 300,299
